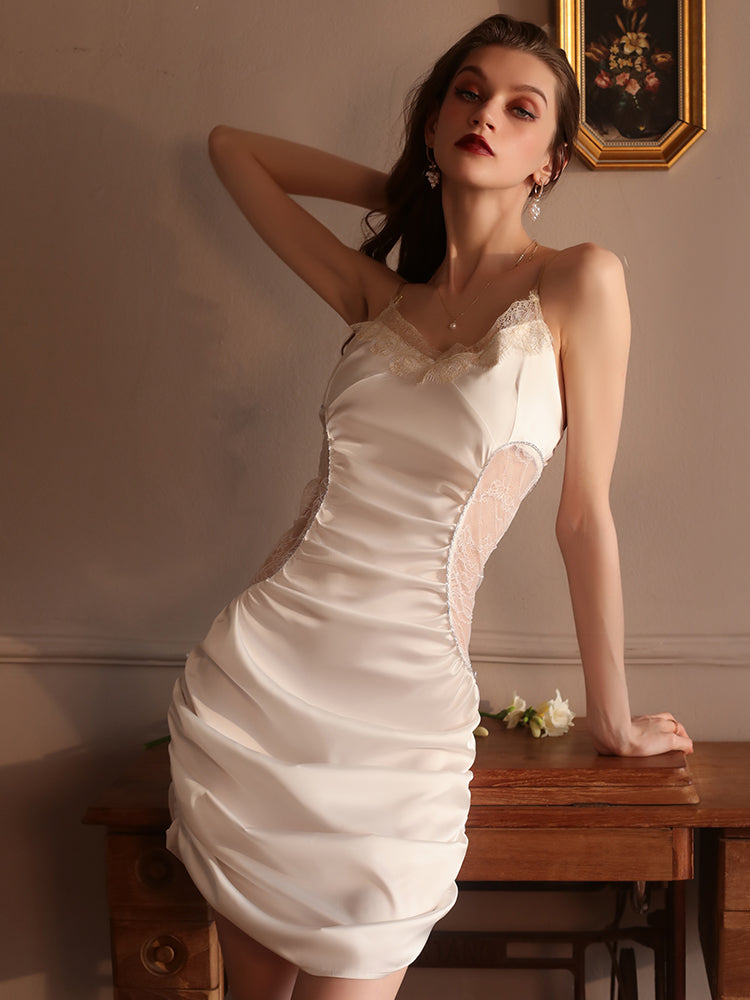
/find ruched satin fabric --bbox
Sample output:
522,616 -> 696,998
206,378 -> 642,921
167,290 -> 564,978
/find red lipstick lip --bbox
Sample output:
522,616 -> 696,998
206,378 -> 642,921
455,133 -> 494,155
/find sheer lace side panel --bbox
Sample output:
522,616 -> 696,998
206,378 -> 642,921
250,434 -> 330,586
447,443 -> 543,662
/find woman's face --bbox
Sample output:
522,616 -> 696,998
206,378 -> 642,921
427,44 -> 559,194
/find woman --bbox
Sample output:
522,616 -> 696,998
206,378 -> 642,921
167,14 -> 692,1000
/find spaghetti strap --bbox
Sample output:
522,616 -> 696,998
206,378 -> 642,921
535,249 -> 562,302
390,280 -> 407,305
341,279 -> 407,354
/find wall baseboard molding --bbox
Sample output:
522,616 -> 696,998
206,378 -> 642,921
0,634 -> 188,668
0,631 -> 747,669
469,630 -> 750,667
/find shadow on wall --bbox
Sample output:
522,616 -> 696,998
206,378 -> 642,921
0,744 -> 116,998
0,93 -> 288,650
0,661 -> 181,1000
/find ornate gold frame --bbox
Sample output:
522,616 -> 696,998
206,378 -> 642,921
557,0 -> 706,169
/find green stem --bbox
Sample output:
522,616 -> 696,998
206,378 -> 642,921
144,734 -> 171,749
479,709 -> 510,722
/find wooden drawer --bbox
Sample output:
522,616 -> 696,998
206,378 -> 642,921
717,911 -> 750,999
110,918 -> 222,992
461,827 -> 692,882
722,838 -> 750,911
107,833 -> 210,919
701,830 -> 750,1000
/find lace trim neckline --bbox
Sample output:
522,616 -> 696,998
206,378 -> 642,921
353,289 -> 551,357
349,289 -> 554,385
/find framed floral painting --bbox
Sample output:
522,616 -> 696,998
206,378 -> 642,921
557,0 -> 706,168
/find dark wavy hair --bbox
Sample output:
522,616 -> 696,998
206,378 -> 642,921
360,14 -> 579,283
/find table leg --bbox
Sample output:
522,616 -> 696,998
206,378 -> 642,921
667,880 -> 686,1000
573,941 -> 586,1000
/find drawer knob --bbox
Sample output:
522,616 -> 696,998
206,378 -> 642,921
136,847 -> 174,889
141,934 -> 187,976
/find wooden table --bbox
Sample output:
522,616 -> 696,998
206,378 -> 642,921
84,726 -> 750,1000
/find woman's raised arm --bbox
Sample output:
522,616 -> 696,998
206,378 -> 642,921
208,127 -> 395,323
549,245 -> 693,757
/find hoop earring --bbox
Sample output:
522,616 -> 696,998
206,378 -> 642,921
425,148 -> 440,189
527,181 -> 544,222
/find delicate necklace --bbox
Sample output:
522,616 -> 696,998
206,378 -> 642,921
435,239 -> 539,330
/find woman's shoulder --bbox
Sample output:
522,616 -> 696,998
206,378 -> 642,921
541,242 -> 624,290
538,243 -> 629,348
540,242 -> 626,311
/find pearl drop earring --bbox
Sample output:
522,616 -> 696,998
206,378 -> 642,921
528,181 -> 544,222
425,148 -> 440,189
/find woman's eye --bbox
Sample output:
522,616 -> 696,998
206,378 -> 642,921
456,87 -> 481,102
512,106 -> 537,120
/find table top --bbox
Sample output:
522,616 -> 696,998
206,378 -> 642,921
83,726 -> 750,833
467,719 -> 750,830
471,717 -> 698,806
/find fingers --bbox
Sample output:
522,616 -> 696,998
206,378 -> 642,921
647,712 -> 692,744
625,715 -> 694,757
659,714 -> 693,751
675,724 -> 693,753
664,720 -> 693,754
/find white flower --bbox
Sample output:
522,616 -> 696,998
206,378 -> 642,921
480,689 -> 575,740
528,713 -> 544,739
539,689 -> 576,737
503,693 -> 526,729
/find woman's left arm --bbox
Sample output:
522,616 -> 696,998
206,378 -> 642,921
551,245 -> 692,757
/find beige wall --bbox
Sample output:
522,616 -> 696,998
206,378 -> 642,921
1,1 -> 747,997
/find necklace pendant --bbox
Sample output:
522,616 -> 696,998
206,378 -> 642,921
448,320 -> 457,330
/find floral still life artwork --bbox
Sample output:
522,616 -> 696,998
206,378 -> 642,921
584,0 -> 678,141
476,690 -> 576,739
